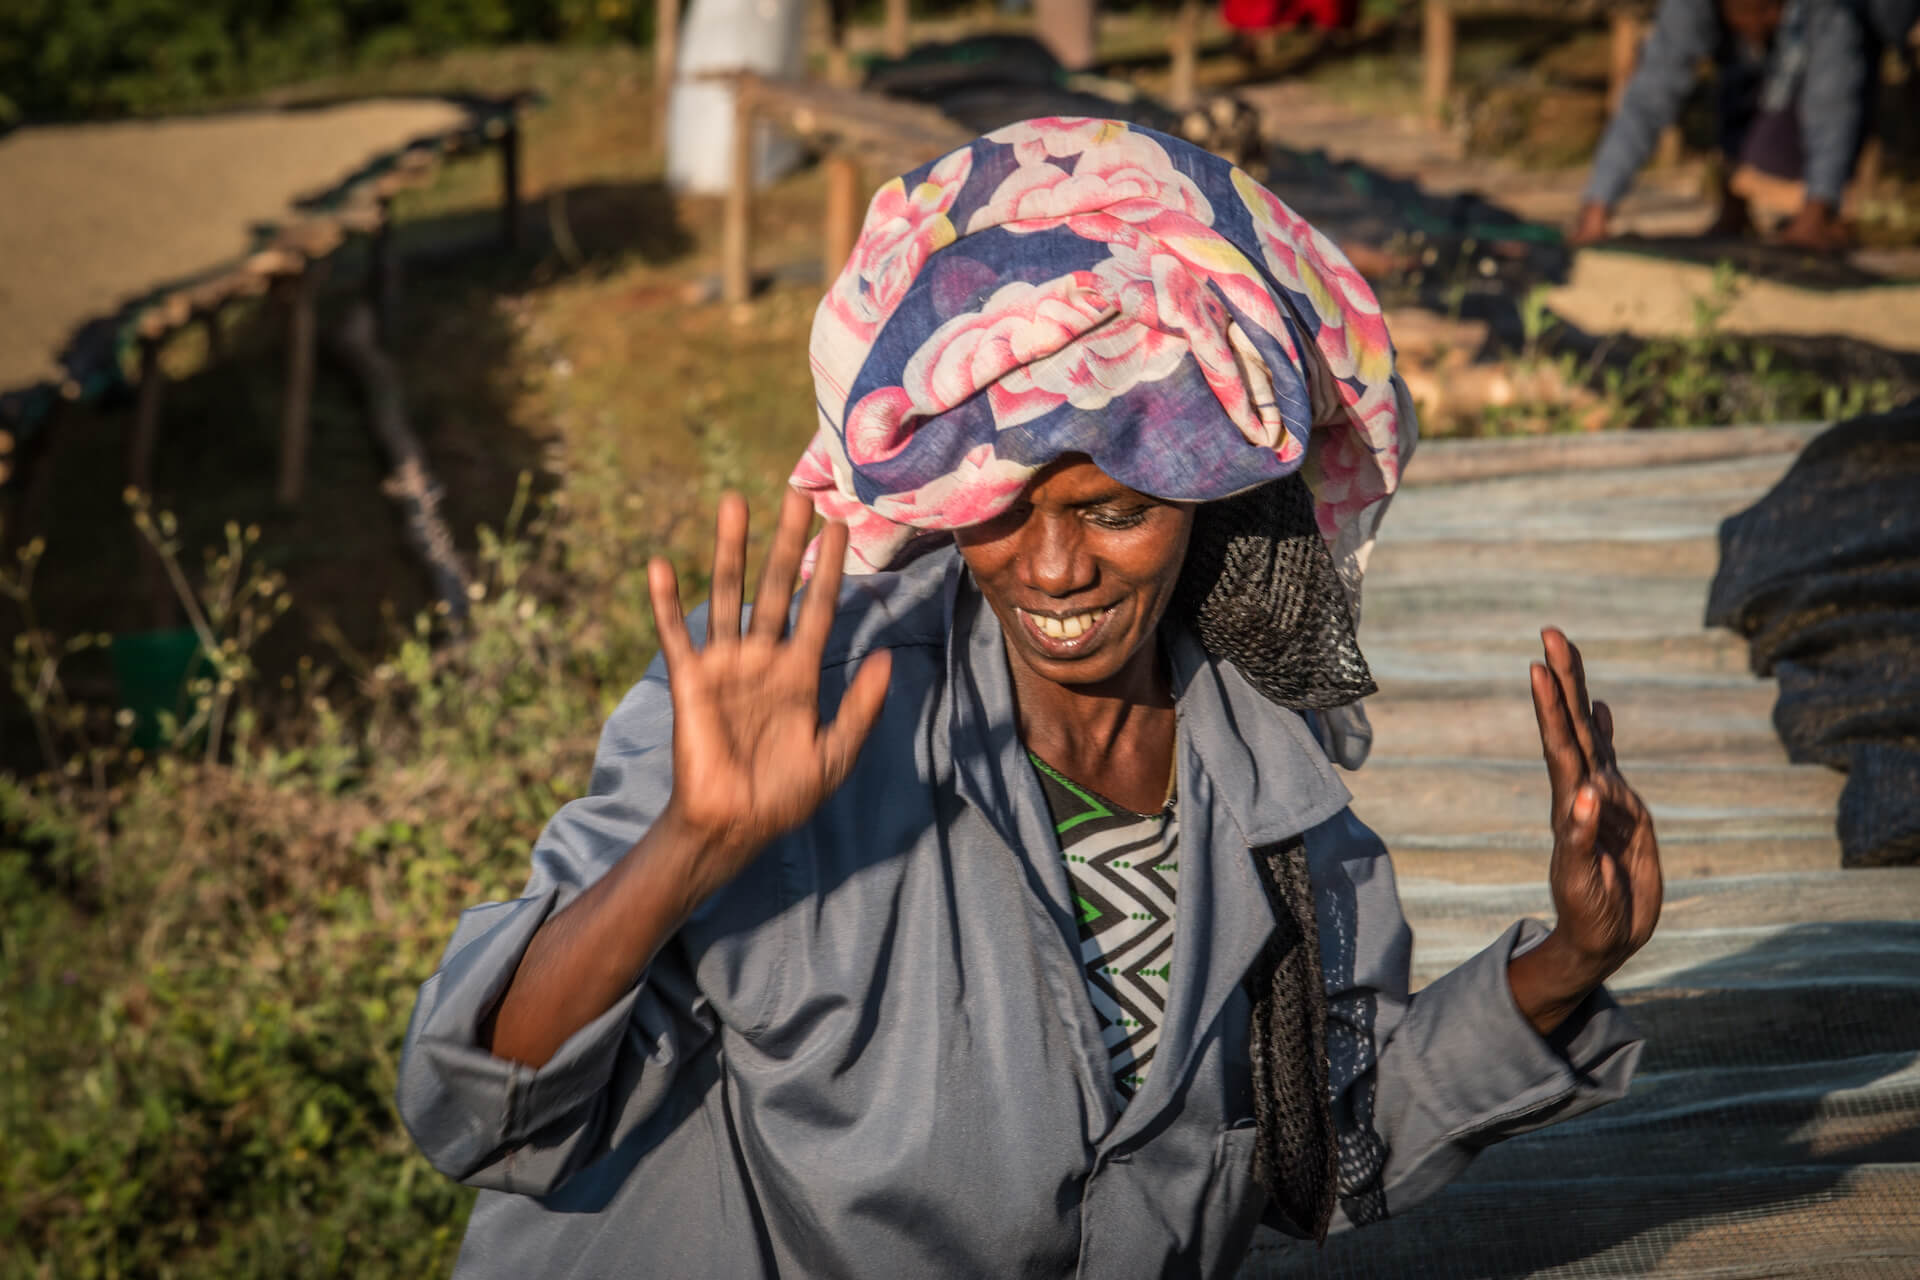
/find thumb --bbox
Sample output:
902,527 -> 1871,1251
1561,783 -> 1601,858
817,650 -> 893,789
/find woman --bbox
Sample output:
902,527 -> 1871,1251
398,119 -> 1661,1278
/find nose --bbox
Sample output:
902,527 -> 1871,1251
1021,512 -> 1095,599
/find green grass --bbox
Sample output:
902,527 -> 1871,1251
3,29 -> 1912,1277
0,43 -> 830,1278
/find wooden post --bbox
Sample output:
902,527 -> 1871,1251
367,197 -> 401,340
1170,0 -> 1201,111
1854,134 -> 1884,193
655,0 -> 682,151
722,81 -> 755,305
201,308 -> 227,364
823,0 -> 854,87
1608,12 -> 1641,117
128,338 -> 165,500
499,114 -> 523,252
885,0 -> 909,59
129,338 -> 173,626
1034,0 -> 1097,72
1423,0 -> 1454,125
824,155 -> 861,284
1656,124 -> 1683,168
277,267 -> 320,507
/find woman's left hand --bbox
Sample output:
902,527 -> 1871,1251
1507,627 -> 1663,1037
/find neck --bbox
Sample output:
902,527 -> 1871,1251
1008,632 -> 1177,810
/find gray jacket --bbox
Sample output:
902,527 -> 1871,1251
1586,0 -> 1869,207
397,549 -> 1642,1279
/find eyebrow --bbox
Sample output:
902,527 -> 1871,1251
1061,491 -> 1154,510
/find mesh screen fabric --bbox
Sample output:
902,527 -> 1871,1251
1705,406 -> 1920,867
1175,474 -> 1377,713
1246,834 -> 1339,1241
1238,923 -> 1920,1279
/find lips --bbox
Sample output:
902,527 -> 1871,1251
1016,604 -> 1117,657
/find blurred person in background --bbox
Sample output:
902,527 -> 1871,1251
1572,0 -> 1875,251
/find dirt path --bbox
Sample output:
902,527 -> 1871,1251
0,99 -> 471,393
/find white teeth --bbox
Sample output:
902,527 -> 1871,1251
1026,609 -> 1100,641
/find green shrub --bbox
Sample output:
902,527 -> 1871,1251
1,465 -> 667,1276
0,0 -> 648,122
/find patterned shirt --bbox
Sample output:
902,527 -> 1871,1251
1028,752 -> 1179,1106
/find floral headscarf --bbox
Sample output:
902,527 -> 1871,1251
791,117 -> 1413,618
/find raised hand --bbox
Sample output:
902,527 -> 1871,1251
1508,627 -> 1663,1036
647,488 -> 893,900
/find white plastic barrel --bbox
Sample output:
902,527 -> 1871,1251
664,0 -> 811,195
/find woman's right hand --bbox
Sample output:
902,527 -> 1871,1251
647,487 -> 893,899
1568,201 -> 1611,247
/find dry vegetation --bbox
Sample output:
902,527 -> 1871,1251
2,44 -> 834,1277
4,19 -> 1916,1276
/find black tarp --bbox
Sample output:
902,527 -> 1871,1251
1706,404 -> 1920,867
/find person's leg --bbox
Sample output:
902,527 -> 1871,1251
1711,62 -> 1767,236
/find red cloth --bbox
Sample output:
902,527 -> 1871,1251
1222,0 -> 1356,31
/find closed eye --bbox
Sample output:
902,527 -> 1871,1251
1085,505 -> 1151,531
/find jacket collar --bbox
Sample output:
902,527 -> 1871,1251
940,554 -> 1352,1142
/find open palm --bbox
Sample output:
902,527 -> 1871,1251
648,489 -> 892,890
1531,628 -> 1663,979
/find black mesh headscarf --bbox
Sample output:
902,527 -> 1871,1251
1175,472 -> 1376,1243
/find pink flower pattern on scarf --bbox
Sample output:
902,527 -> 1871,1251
793,118 -> 1413,604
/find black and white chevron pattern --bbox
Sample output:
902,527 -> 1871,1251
1031,754 -> 1180,1104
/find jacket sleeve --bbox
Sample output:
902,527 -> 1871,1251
1584,0 -> 1717,207
1798,0 -> 1870,205
1307,809 -> 1644,1230
395,661 -> 722,1197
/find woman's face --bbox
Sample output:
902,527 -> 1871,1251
955,456 -> 1194,692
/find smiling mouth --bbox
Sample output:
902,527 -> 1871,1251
1016,605 -> 1117,653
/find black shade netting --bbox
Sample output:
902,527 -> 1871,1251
1175,474 -> 1376,712
1704,403 -> 1920,867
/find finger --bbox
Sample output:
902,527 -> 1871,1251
647,557 -> 695,673
817,650 -> 893,789
749,488 -> 815,643
1593,699 -> 1618,773
1547,781 -> 1607,942
791,520 -> 851,657
1531,660 -> 1585,819
707,493 -> 749,648
1543,628 -> 1602,773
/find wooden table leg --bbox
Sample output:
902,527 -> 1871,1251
1170,0 -> 1200,112
128,338 -> 174,626
499,116 -> 523,252
367,198 -> 401,341
655,0 -> 682,151
128,339 -> 165,500
885,0 -> 909,59
1422,0 -> 1454,125
824,153 -> 862,284
277,267 -> 321,507
723,83 -> 755,306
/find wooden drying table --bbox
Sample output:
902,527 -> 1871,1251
716,72 -> 972,305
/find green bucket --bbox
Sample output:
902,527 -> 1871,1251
110,627 -> 205,750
